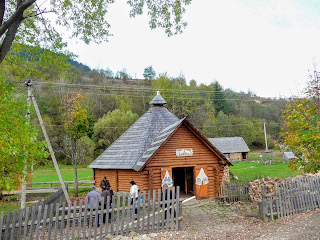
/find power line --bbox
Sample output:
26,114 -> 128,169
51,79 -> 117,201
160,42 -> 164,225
32,81 -> 284,102
14,86 -> 27,95
37,89 -> 276,102
34,121 -> 281,129
33,81 -> 229,93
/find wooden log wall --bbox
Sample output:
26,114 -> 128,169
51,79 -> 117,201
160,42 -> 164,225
117,170 -> 148,193
94,169 -> 149,194
145,124 -> 226,199
147,125 -> 221,168
94,169 -> 118,191
207,166 -> 215,198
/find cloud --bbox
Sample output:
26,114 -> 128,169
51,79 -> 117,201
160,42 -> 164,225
66,0 -> 320,98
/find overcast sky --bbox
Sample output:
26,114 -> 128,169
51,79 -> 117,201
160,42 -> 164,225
64,0 -> 320,98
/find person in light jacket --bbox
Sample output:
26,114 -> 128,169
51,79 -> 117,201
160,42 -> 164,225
130,181 -> 139,214
130,181 -> 139,202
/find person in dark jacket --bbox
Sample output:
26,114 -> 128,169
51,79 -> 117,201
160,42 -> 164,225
100,176 -> 111,191
101,186 -> 114,223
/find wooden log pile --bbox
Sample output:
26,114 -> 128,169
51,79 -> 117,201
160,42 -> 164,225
249,176 -> 283,202
250,171 -> 320,202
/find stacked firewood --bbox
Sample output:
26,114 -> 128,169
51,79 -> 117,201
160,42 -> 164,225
249,176 -> 283,202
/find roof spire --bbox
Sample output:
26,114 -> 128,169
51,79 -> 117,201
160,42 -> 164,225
149,91 -> 167,106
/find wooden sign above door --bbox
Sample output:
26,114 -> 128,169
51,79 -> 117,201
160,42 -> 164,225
176,148 -> 193,157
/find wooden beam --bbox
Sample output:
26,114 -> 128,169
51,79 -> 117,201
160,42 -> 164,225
31,94 -> 71,204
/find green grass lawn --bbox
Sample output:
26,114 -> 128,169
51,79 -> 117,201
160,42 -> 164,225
229,149 -> 302,181
0,165 -> 92,213
32,164 -> 93,183
32,164 -> 94,197
0,201 -> 21,213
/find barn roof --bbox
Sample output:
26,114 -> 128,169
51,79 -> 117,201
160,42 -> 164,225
208,137 -> 250,154
88,103 -> 179,170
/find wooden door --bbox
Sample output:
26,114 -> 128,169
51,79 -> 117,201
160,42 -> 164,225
194,165 -> 209,199
161,167 -> 173,190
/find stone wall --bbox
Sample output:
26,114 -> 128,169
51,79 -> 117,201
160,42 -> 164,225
222,166 -> 230,183
230,152 -> 242,161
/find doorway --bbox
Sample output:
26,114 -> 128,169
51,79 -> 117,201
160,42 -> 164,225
172,167 -> 194,198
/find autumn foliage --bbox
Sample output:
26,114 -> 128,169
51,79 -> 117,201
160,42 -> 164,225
281,77 -> 320,173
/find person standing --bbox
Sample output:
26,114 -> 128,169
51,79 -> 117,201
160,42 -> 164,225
101,186 -> 114,223
130,181 -> 139,214
85,185 -> 102,226
130,181 -> 139,203
100,176 -> 111,191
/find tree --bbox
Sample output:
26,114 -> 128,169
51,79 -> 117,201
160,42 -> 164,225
64,93 -> 89,197
0,0 -> 192,64
0,77 -> 47,191
281,75 -> 320,173
115,69 -> 131,79
94,109 -> 138,154
143,66 -> 156,80
0,44 -> 73,82
210,81 -> 228,113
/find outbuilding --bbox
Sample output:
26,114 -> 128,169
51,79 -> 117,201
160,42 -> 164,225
88,92 -> 232,199
282,151 -> 297,162
208,137 -> 250,161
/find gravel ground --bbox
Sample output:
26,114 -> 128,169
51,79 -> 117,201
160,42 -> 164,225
144,198 -> 320,240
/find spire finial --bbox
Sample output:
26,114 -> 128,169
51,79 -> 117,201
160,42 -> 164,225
149,91 -> 167,106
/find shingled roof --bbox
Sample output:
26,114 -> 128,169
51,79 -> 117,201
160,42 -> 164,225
88,93 -> 179,170
133,118 -> 185,171
208,137 -> 250,154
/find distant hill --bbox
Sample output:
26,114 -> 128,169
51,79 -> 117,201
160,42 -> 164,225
68,59 -> 91,74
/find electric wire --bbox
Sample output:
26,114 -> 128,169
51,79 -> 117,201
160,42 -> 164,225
36,89 -> 276,102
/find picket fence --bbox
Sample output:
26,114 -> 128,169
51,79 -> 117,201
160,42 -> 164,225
0,186 -> 182,240
220,181 -> 250,202
259,176 -> 320,221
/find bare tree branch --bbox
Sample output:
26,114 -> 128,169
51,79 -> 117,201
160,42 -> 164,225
0,0 -> 36,37
23,10 -> 55,20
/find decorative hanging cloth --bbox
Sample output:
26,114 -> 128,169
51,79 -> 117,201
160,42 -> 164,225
195,168 -> 209,185
162,170 -> 173,187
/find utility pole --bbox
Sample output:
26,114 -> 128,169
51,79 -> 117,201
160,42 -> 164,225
263,120 -> 268,151
313,58 -> 320,118
28,80 -> 71,204
21,80 -> 33,209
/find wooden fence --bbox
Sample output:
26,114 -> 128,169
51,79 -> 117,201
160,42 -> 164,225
259,176 -> 320,221
26,180 -> 95,190
0,186 -> 182,240
36,188 -> 66,207
220,181 -> 250,202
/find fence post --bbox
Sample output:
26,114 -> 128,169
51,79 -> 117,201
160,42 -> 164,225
178,200 -> 183,231
258,185 -> 269,222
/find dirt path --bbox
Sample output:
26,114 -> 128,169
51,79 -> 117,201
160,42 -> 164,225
150,199 -> 320,240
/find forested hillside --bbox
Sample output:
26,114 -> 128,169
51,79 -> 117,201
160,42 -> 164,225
21,60 -> 287,165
